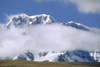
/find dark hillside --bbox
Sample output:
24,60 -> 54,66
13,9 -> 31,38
0,60 -> 100,67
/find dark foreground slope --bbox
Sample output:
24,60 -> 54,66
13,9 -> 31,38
0,60 -> 100,67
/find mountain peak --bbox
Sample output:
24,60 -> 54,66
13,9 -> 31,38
67,21 -> 82,25
6,14 -> 57,28
10,14 -> 29,19
65,21 -> 90,31
30,14 -> 49,18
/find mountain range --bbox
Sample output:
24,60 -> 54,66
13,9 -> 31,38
0,14 -> 100,62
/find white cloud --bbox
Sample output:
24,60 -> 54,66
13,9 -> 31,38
35,0 -> 100,14
0,22 -> 100,57
70,0 -> 100,14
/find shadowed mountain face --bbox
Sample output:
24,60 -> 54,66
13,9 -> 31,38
58,50 -> 96,62
0,14 -> 100,62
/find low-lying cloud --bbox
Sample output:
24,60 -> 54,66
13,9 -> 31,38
0,22 -> 100,57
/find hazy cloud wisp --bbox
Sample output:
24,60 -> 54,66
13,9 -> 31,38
35,0 -> 100,14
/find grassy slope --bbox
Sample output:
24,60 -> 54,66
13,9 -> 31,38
0,60 -> 100,67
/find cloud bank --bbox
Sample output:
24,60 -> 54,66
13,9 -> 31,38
35,0 -> 100,14
0,22 -> 100,57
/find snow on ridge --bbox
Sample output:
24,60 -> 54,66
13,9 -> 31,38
66,21 -> 91,31
29,14 -> 49,18
67,21 -> 86,27
9,13 -> 29,19
6,14 -> 57,27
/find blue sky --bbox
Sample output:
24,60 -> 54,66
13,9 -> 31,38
0,0 -> 100,28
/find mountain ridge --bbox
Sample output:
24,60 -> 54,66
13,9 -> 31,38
6,14 -> 57,28
6,14 -> 91,31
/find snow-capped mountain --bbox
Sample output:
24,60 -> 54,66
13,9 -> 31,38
90,50 -> 100,62
6,14 -> 57,28
58,50 -> 96,62
1,50 -> 99,62
0,14 -> 100,62
62,21 -> 91,31
6,14 -> 91,31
